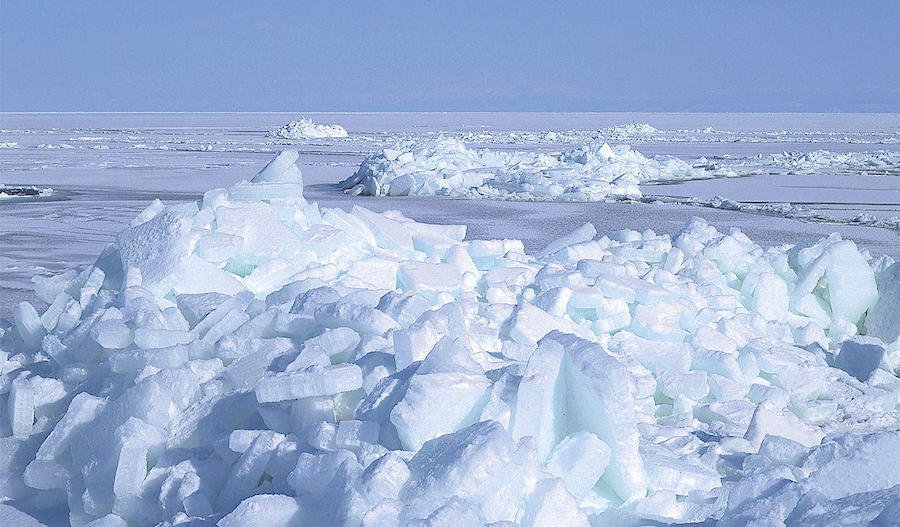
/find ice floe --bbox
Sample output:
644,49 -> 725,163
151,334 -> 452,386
270,118 -> 349,140
340,138 -> 706,200
0,151 -> 898,526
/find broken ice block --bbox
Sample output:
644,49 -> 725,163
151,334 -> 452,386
255,364 -> 363,403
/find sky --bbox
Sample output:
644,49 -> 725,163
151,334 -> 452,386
1,1 -> 898,112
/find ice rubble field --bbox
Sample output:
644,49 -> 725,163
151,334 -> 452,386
340,138 -> 707,201
269,119 -> 349,140
0,150 -> 898,527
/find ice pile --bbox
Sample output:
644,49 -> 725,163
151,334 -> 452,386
340,138 -> 704,201
269,118 -> 349,140
598,123 -> 661,140
1,151 -> 898,526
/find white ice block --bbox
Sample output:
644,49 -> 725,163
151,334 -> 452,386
521,479 -> 590,527
14,302 -> 44,350
36,392 -> 106,461
8,377 -> 35,439
793,240 -> 878,325
255,364 -> 363,403
251,150 -> 303,184
536,223 -> 597,259
865,262 -> 899,344
91,320 -> 132,349
545,431 -> 610,498
217,494 -> 303,527
133,328 -> 193,350
398,261 -> 464,292
217,431 -> 284,510
390,369 -> 490,451
508,302 -> 592,347
117,210 -> 195,290
744,401 -> 826,449
511,337 -> 565,459
112,440 -> 148,517
552,332 -> 648,501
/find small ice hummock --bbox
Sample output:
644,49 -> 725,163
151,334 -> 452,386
269,117 -> 349,140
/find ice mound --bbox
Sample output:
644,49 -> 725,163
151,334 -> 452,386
269,118 -> 349,140
1,151 -> 898,526
340,137 -> 703,201
601,123 -> 661,139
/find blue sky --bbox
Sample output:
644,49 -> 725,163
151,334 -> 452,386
1,1 -> 898,112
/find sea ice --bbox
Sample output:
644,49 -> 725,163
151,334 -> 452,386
0,150 -> 896,526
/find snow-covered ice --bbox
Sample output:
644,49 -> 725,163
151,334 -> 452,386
0,150 -> 897,526
270,118 -> 349,140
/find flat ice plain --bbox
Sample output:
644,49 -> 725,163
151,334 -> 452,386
0,112 -> 898,526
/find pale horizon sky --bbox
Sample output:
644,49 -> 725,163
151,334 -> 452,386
1,1 -> 898,112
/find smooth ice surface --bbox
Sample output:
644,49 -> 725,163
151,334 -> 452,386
0,149 -> 897,526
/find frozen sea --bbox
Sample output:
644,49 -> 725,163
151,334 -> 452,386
1,112 -> 898,317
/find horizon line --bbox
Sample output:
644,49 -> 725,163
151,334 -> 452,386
2,110 -> 899,115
